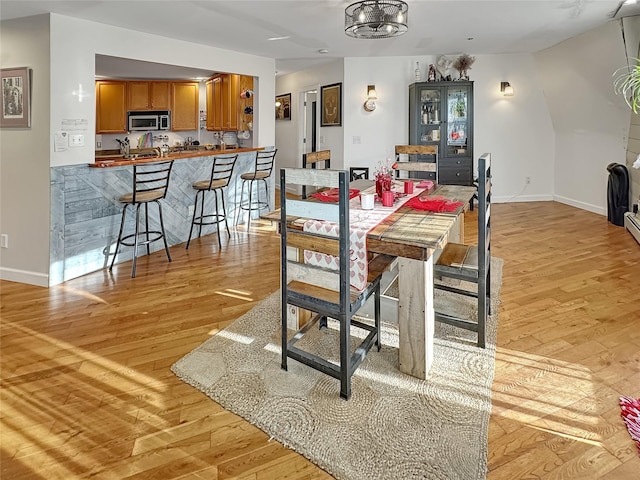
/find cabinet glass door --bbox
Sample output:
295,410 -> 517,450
446,86 -> 470,156
419,88 -> 441,144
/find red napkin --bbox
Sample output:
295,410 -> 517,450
310,188 -> 360,203
406,195 -> 464,212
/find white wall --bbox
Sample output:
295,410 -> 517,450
535,20 -> 630,215
344,54 -> 554,203
622,16 -> 640,208
0,15 -> 51,286
275,60 -> 344,176
2,13 -> 277,286
50,14 -> 275,168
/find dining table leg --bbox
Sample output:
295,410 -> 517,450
397,255 -> 435,379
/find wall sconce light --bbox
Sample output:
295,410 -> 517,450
500,82 -> 514,96
364,85 -> 377,112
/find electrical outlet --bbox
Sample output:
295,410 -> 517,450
1,234 -> 8,248
353,136 -> 361,144
188,205 -> 195,217
525,176 -> 531,185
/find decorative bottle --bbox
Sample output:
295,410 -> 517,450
415,62 -> 421,82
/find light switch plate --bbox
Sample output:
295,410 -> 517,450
69,134 -> 85,147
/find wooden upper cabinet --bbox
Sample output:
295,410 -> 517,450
221,74 -> 240,131
206,73 -> 253,131
171,81 -> 199,131
206,76 -> 223,131
127,81 -> 170,111
96,81 -> 127,134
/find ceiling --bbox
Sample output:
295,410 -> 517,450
1,0 -> 639,79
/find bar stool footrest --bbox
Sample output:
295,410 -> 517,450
120,231 -> 164,248
192,214 -> 226,227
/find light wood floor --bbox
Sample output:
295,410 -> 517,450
1,201 -> 639,479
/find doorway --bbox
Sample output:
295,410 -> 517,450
302,89 -> 317,154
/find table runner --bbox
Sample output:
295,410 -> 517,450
303,181 -> 423,291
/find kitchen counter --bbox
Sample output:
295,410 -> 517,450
51,147 -> 275,284
90,146 -> 264,168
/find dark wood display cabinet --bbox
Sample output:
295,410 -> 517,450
408,81 -> 474,185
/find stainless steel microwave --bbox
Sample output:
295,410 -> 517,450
127,111 -> 170,131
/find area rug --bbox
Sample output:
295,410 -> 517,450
172,258 -> 503,480
620,396 -> 640,455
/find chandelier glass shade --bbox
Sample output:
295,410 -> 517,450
345,0 -> 409,39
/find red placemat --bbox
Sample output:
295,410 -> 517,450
310,188 -> 360,203
405,195 -> 463,212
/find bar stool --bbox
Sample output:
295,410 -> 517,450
186,153 -> 238,249
236,149 -> 277,229
109,160 -> 174,278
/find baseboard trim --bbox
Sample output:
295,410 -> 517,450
0,267 -> 49,287
553,195 -> 606,216
492,194 -> 553,203
624,212 -> 640,244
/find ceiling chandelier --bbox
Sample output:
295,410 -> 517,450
344,0 -> 409,39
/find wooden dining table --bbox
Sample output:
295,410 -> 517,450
264,179 -> 476,379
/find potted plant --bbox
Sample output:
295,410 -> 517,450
614,58 -> 640,112
453,54 -> 475,81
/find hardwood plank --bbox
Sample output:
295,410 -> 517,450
1,203 -> 639,479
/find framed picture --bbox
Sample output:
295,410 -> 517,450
275,93 -> 291,121
1,67 -> 31,128
321,82 -> 342,127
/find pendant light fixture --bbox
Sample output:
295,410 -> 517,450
345,0 -> 409,39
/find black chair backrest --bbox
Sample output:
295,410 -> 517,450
302,150 -> 331,198
207,154 -> 238,189
252,149 -> 277,178
132,160 -> 174,203
280,167 -> 351,307
394,145 -> 438,181
477,153 -> 491,275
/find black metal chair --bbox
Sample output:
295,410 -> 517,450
187,154 -> 238,249
349,167 -> 369,181
279,167 -> 395,400
109,160 -> 174,278
433,153 -> 491,347
236,149 -> 277,229
301,150 -> 331,198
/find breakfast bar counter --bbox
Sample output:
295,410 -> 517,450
90,146 -> 264,168
50,147 -> 274,284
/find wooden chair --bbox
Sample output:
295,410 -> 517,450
109,160 -> 174,278
186,154 -> 238,249
433,153 -> 491,348
394,145 -> 438,182
301,150 -> 331,198
280,167 -> 395,400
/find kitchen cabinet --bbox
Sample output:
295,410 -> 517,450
127,81 -> 170,111
206,76 -> 222,131
96,80 -> 127,134
408,81 -> 474,185
206,74 -> 253,131
221,74 -> 240,131
171,81 -> 199,131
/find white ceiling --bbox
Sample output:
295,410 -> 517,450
1,0 -> 639,79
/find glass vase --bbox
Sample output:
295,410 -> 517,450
375,173 -> 392,199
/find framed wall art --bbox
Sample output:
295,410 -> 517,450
275,93 -> 291,120
1,67 -> 31,128
321,82 -> 341,127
